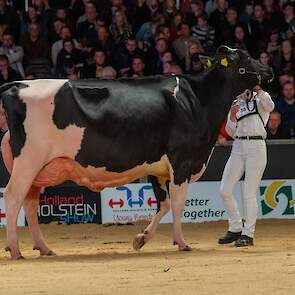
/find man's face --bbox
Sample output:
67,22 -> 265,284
126,40 -> 137,52
86,4 -> 97,21
180,24 -> 190,37
60,27 -> 71,39
282,83 -> 295,100
2,34 -> 13,48
254,5 -> 264,19
64,41 -> 73,52
226,9 -> 237,23
29,24 -> 40,38
267,112 -> 281,131
279,74 -> 294,87
95,51 -> 106,65
156,39 -> 167,53
132,58 -> 144,73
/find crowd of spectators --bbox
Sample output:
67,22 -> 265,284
0,0 -> 294,139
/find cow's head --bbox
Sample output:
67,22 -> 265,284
201,46 -> 274,91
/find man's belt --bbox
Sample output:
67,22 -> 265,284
235,136 -> 265,140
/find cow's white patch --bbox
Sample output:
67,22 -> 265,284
173,77 -> 180,99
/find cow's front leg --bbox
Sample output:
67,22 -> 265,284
23,186 -> 56,256
170,181 -> 191,251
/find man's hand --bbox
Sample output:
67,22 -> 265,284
253,85 -> 262,93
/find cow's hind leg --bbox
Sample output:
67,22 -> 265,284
23,186 -> 56,256
4,154 -> 45,259
133,176 -> 170,251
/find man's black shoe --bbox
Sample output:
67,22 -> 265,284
235,235 -> 254,247
218,231 -> 242,244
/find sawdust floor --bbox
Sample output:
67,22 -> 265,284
0,220 -> 294,295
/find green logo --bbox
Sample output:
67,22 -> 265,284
260,181 -> 295,215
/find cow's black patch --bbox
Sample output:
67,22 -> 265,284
52,61 -> 259,185
0,82 -> 29,158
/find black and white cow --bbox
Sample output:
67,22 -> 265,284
0,46 -> 273,259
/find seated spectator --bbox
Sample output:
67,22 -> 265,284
20,5 -> 41,33
219,7 -> 240,47
272,39 -> 295,75
51,26 -> 80,69
278,71 -> 294,89
172,22 -> 201,64
80,48 -> 108,78
0,54 -> 22,85
101,66 -> 117,80
191,15 -> 215,53
185,0 -> 204,28
63,59 -> 80,80
239,1 -> 254,25
162,0 -> 177,25
187,53 -> 204,74
266,30 -> 280,57
48,17 -> 66,46
129,0 -> 151,34
248,4 -> 272,57
169,13 -> 183,43
185,40 -> 203,71
266,111 -> 290,139
275,82 -> 295,138
92,25 -> 115,59
148,37 -> 169,74
76,1 -> 98,45
115,37 -> 144,76
136,12 -> 165,52
233,26 -> 250,51
0,30 -> 25,78
0,0 -> 20,40
128,56 -> 146,77
109,10 -> 133,48
280,2 -> 295,41
56,38 -> 84,77
210,0 -> 227,44
164,62 -> 183,75
20,23 -> 49,68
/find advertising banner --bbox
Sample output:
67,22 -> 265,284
0,188 -> 25,227
257,179 -> 295,219
100,182 -> 242,224
38,186 -> 101,224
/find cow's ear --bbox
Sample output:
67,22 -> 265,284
199,55 -> 215,68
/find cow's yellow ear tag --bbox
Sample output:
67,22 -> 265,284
207,59 -> 212,67
220,57 -> 228,67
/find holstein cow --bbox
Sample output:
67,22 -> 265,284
0,46 -> 273,259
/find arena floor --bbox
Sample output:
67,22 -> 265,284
0,220 -> 294,295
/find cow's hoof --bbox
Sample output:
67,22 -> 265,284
173,242 -> 193,252
33,246 -> 56,256
43,250 -> 56,256
5,246 -> 24,260
179,245 -> 193,252
133,233 -> 146,251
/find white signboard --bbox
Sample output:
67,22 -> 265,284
101,182 -> 243,224
0,188 -> 25,227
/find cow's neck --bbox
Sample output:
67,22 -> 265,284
187,68 -> 241,132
